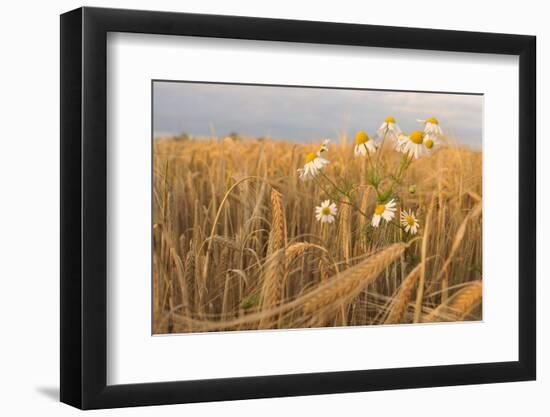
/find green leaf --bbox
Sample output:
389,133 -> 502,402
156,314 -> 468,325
239,293 -> 260,309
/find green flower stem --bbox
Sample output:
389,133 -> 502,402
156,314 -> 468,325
385,153 -> 414,199
362,146 -> 382,198
365,144 -> 375,173
313,175 -> 332,196
315,173 -> 370,220
395,154 -> 413,182
319,171 -> 350,199
338,199 -> 370,219
386,219 -> 403,231
375,128 -> 388,165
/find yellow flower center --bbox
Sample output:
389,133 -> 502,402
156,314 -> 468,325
385,116 -> 396,124
425,139 -> 434,149
374,204 -> 385,215
426,117 -> 439,125
355,131 -> 369,145
406,215 -> 415,226
409,130 -> 424,144
321,207 -> 331,215
305,152 -> 317,163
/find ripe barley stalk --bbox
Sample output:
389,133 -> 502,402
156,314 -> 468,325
384,262 -> 423,324
414,198 -> 434,323
302,243 -> 405,316
338,197 -> 352,266
259,189 -> 288,327
425,281 -> 482,322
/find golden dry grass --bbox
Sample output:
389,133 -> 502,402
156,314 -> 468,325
152,135 -> 482,333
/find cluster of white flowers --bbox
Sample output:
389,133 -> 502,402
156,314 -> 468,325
298,117 -> 444,235
396,117 -> 444,159
370,199 -> 419,235
351,116 -> 445,160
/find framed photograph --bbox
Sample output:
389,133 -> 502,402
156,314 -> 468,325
60,6 -> 536,409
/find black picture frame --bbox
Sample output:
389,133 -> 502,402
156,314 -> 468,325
60,6 -> 536,410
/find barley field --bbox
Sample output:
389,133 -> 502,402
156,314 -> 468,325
152,134 -> 482,334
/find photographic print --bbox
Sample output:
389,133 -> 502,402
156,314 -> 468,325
152,81 -> 483,334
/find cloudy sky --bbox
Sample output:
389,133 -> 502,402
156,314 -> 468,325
153,81 -> 483,147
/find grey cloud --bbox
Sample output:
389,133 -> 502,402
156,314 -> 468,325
153,81 -> 483,147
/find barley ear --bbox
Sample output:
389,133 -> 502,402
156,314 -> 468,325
301,243 -> 405,316
384,262 -> 422,324
259,189 -> 287,326
424,281 -> 482,322
267,188 -> 287,255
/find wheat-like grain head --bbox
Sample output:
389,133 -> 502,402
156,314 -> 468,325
301,243 -> 405,315
267,188 -> 286,255
384,262 -> 423,324
425,281 -> 482,322
338,197 -> 352,265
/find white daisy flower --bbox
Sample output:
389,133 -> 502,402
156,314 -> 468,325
354,131 -> 377,157
377,116 -> 402,142
315,199 -> 338,223
297,152 -> 329,180
398,130 -> 425,159
423,133 -> 439,154
417,117 -> 443,137
371,199 -> 397,227
297,140 -> 330,181
400,209 -> 420,235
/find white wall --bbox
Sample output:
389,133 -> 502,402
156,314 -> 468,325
0,0 -> 545,415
